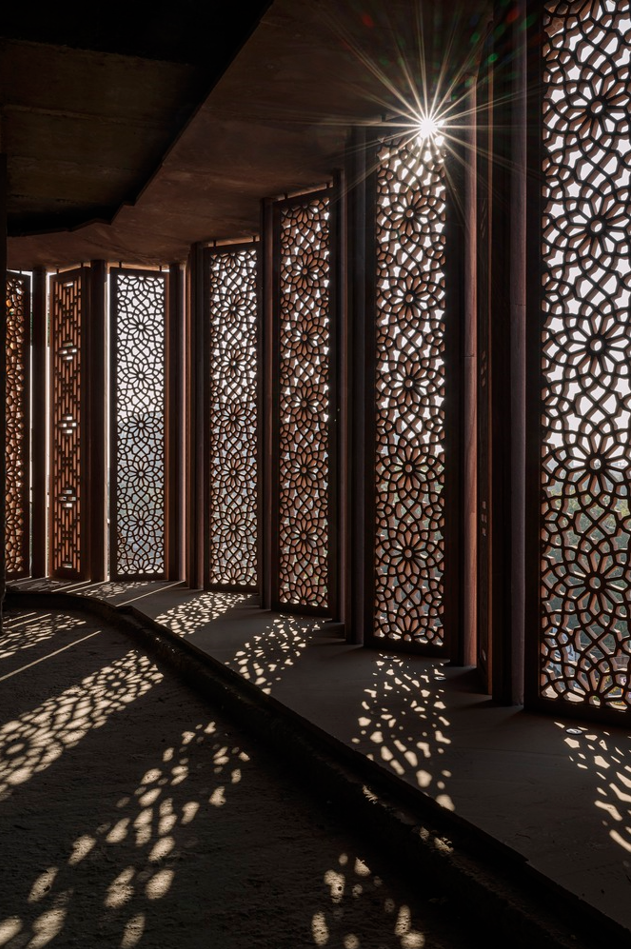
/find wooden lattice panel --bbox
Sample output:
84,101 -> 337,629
374,135 -> 447,644
50,270 -> 85,577
111,270 -> 166,578
277,195 -> 331,608
207,247 -> 258,587
5,273 -> 30,579
540,0 -> 631,710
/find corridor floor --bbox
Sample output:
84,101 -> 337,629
0,605 -> 479,949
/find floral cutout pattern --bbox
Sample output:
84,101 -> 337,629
541,0 -> 631,709
374,135 -> 447,644
278,197 -> 330,608
113,272 -> 166,577
207,248 -> 258,586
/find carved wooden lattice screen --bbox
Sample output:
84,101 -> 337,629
370,132 -> 455,652
110,268 -> 167,579
533,0 -> 631,716
49,269 -> 88,578
5,273 -> 31,579
205,244 -> 258,589
271,187 -> 337,614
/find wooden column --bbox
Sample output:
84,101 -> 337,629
88,260 -> 107,581
489,42 -> 514,702
327,174 -> 343,624
463,81 -> 478,669
31,267 -> 48,578
334,170 -> 349,636
186,244 -> 205,590
488,1 -> 529,703
348,129 -> 376,646
509,5 -> 528,705
443,146 -> 466,664
166,263 -> 183,581
260,199 -> 274,610
345,129 -> 370,644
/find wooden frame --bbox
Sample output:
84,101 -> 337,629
524,1 -> 630,724
49,267 -> 90,580
5,271 -> 32,580
361,127 -> 464,659
203,240 -> 260,594
88,260 -> 107,582
31,267 -> 48,579
266,182 -> 341,618
109,266 -> 169,581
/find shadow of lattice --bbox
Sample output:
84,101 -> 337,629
352,655 -> 454,809
0,647 -> 163,801
0,607 -> 463,949
558,720 -> 631,856
153,591 -> 251,638
0,611 -> 88,662
225,613 -> 320,695
81,582 -> 160,600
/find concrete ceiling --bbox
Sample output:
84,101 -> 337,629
5,0 -> 485,270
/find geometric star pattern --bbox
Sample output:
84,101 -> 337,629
207,247 -> 258,587
374,133 -> 447,645
540,0 -> 631,711
277,195 -> 331,608
111,270 -> 166,578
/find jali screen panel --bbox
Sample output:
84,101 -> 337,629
50,269 -> 87,578
539,1 -> 631,711
111,269 -> 166,579
206,246 -> 258,588
373,134 -> 447,646
276,192 -> 332,609
5,273 -> 31,579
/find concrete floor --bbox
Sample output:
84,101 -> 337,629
9,578 -> 631,937
0,603 -> 480,949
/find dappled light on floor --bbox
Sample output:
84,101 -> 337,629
0,649 -> 162,799
0,715 -> 252,949
80,582 -> 159,600
353,656 -> 454,810
0,608 -> 470,949
311,852 -> 428,949
0,611 -> 88,662
227,614 -> 317,694
7,579 -> 80,594
558,721 -> 631,858
154,591 -> 248,637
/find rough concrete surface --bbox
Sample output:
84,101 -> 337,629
0,607 -> 478,949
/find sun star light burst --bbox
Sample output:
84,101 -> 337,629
415,113 -> 442,143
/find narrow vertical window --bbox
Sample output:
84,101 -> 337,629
206,246 -> 258,588
539,1 -> 631,711
50,269 -> 86,578
373,134 -> 448,646
111,269 -> 166,579
275,190 -> 333,610
5,273 -> 31,579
